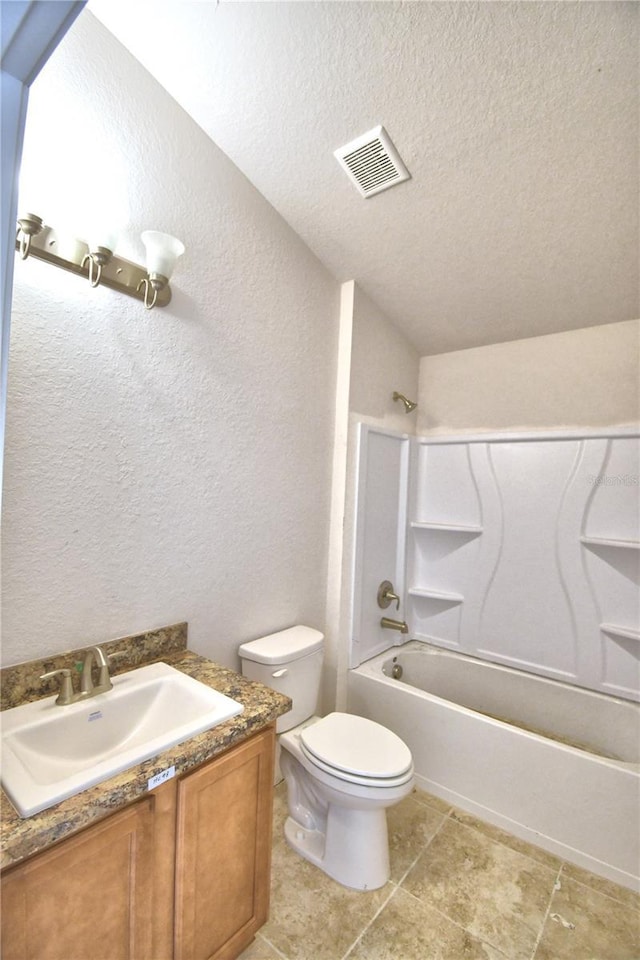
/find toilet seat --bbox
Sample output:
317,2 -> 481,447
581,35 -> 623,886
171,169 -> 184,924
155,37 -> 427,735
299,713 -> 413,787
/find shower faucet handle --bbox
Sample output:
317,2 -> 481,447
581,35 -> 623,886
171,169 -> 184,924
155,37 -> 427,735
377,580 -> 400,611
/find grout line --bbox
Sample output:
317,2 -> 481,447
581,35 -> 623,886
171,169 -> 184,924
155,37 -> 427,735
339,880 -> 399,960
250,932 -> 290,960
443,808 -> 562,875
339,806 -> 452,960
441,805 -> 639,910
433,796 -> 640,909
395,809 -> 558,960
558,869 -> 640,908
395,886 -> 511,958
411,794 -> 454,817
340,812 -> 463,960
528,863 -> 564,960
388,807 -> 451,890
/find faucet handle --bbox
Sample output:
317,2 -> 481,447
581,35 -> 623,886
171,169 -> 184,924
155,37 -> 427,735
106,650 -> 126,663
99,650 -> 126,686
94,646 -> 117,689
40,668 -> 75,705
377,580 -> 400,611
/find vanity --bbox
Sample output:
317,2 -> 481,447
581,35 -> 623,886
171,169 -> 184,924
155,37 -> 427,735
0,623 -> 291,960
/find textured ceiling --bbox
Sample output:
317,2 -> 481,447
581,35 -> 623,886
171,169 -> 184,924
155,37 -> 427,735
89,0 -> 638,355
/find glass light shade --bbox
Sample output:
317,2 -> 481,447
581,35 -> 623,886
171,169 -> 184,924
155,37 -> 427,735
87,227 -> 119,255
141,230 -> 185,280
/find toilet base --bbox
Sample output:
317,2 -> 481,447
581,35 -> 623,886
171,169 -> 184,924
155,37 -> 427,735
283,805 -> 390,891
279,716 -> 414,891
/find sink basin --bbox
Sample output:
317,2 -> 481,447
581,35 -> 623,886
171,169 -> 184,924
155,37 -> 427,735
1,662 -> 244,817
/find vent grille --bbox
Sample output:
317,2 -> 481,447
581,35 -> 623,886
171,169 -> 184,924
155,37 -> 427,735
334,126 -> 410,198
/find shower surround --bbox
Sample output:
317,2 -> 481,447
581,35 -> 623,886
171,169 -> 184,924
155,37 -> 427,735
348,425 -> 640,889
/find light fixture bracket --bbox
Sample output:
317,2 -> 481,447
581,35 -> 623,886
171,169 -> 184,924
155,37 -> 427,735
148,272 -> 169,292
15,221 -> 173,307
87,245 -> 113,267
16,213 -> 44,259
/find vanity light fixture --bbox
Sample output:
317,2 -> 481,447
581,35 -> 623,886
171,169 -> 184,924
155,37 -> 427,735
15,215 -> 184,310
81,245 -> 113,288
16,213 -> 44,260
137,230 -> 185,310
392,391 -> 417,414
80,225 -> 120,289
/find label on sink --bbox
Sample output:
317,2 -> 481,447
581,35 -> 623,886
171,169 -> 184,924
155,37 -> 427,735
148,766 -> 176,791
88,711 -> 103,722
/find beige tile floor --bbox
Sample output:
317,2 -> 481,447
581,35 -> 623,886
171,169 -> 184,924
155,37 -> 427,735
239,784 -> 640,960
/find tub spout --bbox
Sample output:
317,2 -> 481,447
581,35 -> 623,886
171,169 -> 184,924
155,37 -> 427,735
380,617 -> 409,634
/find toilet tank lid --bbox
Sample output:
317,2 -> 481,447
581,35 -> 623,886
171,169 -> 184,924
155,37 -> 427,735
238,626 -> 324,665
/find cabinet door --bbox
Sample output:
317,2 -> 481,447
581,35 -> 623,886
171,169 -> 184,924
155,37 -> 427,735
174,726 -> 275,960
1,797 -> 157,960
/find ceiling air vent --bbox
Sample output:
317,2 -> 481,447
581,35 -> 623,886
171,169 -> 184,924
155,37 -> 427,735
334,125 -> 411,198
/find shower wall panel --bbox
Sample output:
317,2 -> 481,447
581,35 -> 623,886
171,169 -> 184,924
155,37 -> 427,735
350,425 -> 639,700
407,433 -> 640,700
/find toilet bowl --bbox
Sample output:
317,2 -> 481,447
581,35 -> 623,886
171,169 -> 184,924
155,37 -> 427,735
239,625 -> 415,891
280,713 -> 414,890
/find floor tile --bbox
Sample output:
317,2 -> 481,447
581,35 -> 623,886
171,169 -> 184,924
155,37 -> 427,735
269,778 -> 638,960
347,887 -> 509,960
262,817 -> 391,960
534,876 -> 640,960
449,808 -> 562,870
560,862 -> 640,912
411,787 -> 452,814
387,795 -> 446,881
273,779 -> 288,811
402,818 -> 557,959
237,934 -> 285,959
271,782 -> 289,839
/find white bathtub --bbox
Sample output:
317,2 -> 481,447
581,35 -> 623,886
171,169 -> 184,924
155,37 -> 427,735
347,641 -> 640,891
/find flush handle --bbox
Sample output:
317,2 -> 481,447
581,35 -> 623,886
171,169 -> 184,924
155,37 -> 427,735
272,668 -> 288,678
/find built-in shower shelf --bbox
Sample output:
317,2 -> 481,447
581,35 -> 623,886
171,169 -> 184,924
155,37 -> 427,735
601,624 -> 640,643
408,587 -> 464,603
411,521 -> 483,534
581,536 -> 640,550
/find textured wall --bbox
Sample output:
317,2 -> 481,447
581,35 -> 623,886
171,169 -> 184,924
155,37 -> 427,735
417,319 -> 640,435
349,285 -> 420,432
2,13 -> 339,667
327,284 -> 419,710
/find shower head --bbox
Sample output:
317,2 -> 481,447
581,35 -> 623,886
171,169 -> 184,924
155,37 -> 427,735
392,391 -> 417,414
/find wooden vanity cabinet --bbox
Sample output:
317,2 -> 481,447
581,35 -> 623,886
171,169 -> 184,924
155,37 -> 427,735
174,725 -> 275,960
1,796 -> 158,960
1,725 -> 275,960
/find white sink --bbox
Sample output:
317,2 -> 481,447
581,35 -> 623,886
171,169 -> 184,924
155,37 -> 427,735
1,662 -> 244,817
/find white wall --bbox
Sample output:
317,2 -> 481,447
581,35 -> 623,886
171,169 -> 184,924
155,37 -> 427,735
325,283 -> 419,710
1,1 -> 86,502
418,319 -> 640,435
350,285 -> 420,433
1,12 -> 339,668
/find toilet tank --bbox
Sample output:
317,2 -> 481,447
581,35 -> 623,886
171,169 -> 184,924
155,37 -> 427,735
239,626 -> 324,733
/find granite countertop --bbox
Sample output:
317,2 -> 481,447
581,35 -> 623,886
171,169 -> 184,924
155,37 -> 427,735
1,644 -> 291,870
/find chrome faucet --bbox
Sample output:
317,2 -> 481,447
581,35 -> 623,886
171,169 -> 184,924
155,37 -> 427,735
40,645 -> 115,706
380,617 -> 409,634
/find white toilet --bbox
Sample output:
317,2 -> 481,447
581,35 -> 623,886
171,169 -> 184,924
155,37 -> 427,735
239,625 -> 415,891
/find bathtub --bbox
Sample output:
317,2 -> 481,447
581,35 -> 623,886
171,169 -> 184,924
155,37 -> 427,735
347,641 -> 640,891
